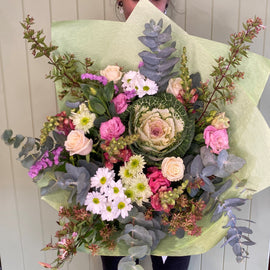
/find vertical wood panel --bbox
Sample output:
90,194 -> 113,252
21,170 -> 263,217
104,0 -> 118,21
0,45 -> 25,270
186,0 -> 213,39
50,0 -> 78,21
78,0 -> 105,20
212,0 -> 239,43
0,0 -> 46,269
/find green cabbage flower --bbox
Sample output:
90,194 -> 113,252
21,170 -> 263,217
129,93 -> 195,163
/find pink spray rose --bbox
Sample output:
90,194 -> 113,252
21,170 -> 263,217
112,93 -> 128,114
64,130 -> 93,156
147,167 -> 171,194
100,117 -> 125,140
203,125 -> 229,154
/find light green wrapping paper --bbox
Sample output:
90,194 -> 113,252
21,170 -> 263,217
45,0 -> 270,256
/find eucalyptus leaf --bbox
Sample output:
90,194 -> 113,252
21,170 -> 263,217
128,245 -> 149,259
65,100 -> 81,108
18,137 -> 36,158
13,134 -> 25,148
52,130 -> 66,146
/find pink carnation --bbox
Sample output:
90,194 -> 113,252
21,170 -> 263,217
150,186 -> 173,212
112,93 -> 128,114
151,193 -> 163,211
100,117 -> 125,141
203,125 -> 229,154
147,167 -> 171,194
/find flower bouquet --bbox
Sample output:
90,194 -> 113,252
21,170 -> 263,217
2,0 -> 270,269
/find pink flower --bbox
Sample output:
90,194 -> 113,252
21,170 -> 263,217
100,117 -> 125,140
147,167 -> 171,194
112,93 -> 128,114
203,125 -> 229,154
151,193 -> 163,211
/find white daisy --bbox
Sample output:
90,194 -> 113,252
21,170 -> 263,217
136,78 -> 158,98
130,174 -> 152,206
127,155 -> 146,174
70,103 -> 96,133
84,191 -> 106,214
122,71 -> 145,92
101,200 -> 119,221
91,167 -> 115,193
106,180 -> 125,199
112,195 -> 133,219
119,165 -> 134,185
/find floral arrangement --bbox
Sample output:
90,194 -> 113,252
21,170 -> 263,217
2,9 -> 269,270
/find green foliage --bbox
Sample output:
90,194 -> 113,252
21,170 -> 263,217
197,16 -> 265,124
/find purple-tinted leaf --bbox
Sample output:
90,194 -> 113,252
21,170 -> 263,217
190,155 -> 204,177
201,176 -> 215,193
200,146 -> 217,166
201,165 -> 218,177
217,150 -> 228,168
224,198 -> 246,208
233,243 -> 242,256
237,226 -> 253,234
211,179 -> 232,199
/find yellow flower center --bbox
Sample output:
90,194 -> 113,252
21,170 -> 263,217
80,117 -> 90,126
118,202 -> 126,210
100,177 -> 107,185
93,198 -> 100,204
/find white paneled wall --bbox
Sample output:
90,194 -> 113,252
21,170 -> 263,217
0,0 -> 270,270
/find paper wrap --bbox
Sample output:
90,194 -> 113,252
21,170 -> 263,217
39,0 -> 270,256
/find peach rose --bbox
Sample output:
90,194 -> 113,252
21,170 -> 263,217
161,157 -> 185,182
100,65 -> 123,83
166,77 -> 185,97
64,130 -> 93,156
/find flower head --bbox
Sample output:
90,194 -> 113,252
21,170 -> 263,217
100,117 -> 125,141
84,191 -> 106,214
112,195 -> 133,219
70,103 -> 96,133
91,167 -> 115,193
127,155 -> 146,174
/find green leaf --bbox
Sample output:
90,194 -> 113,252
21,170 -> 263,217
103,81 -> 115,102
89,96 -> 106,115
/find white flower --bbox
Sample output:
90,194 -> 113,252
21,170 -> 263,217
161,157 -> 185,182
119,165 -> 134,185
91,167 -> 115,193
127,155 -> 146,174
122,71 -> 145,92
106,180 -> 125,199
136,78 -> 158,98
129,174 -> 152,206
112,195 -> 133,219
70,103 -> 96,133
85,191 -> 106,214
101,200 -> 119,221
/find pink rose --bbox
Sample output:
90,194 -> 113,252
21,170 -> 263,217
112,93 -> 128,114
64,130 -> 93,156
203,125 -> 229,154
147,167 -> 171,194
100,117 -> 125,140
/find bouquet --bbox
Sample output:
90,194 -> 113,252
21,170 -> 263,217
2,1 -> 270,269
